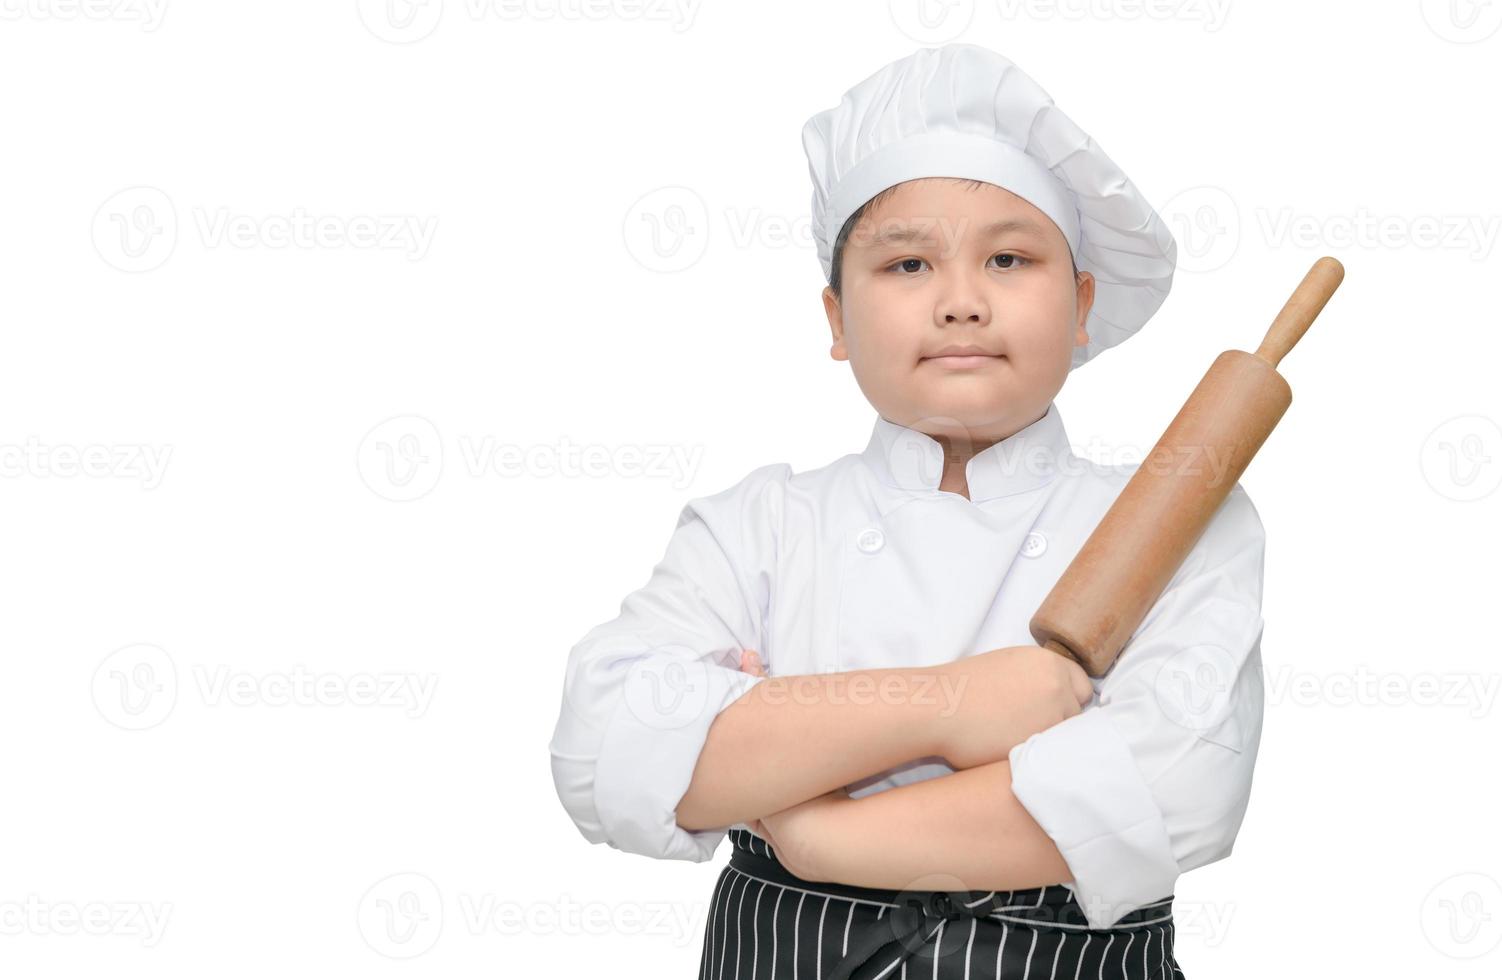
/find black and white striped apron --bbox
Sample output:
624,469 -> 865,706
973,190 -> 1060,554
698,828 -> 1184,980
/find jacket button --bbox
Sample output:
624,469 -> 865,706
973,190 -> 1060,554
1021,531 -> 1048,558
856,528 -> 885,553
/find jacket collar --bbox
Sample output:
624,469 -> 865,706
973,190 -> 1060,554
860,401 -> 1073,501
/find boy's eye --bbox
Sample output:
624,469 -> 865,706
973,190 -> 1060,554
885,253 -> 1029,275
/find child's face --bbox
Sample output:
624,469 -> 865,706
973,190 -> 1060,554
823,178 -> 1094,443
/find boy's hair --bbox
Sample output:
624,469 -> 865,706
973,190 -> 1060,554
828,178 -> 1081,300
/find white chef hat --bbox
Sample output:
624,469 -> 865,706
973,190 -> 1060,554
801,43 -> 1177,370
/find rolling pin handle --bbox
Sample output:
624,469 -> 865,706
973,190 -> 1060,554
1254,255 -> 1344,368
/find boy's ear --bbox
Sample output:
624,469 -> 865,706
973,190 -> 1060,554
822,286 -> 848,361
1074,269 -> 1096,349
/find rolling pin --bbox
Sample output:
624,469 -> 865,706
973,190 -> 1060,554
1030,256 -> 1344,677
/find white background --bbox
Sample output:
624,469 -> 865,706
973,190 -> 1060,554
2,0 -> 1500,976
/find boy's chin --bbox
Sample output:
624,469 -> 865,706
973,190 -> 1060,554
899,391 -> 1053,433
902,402 -> 1019,433
915,388 -> 1019,416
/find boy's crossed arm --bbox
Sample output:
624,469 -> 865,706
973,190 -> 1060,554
707,583 -> 1267,933
674,644 -> 1090,890
792,758 -> 1074,893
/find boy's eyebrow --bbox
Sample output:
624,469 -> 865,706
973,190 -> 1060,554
858,217 -> 1052,249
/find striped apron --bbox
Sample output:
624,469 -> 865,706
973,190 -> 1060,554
698,828 -> 1184,980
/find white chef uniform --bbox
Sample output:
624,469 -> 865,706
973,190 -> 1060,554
548,399 -> 1267,931
550,40 -> 1260,940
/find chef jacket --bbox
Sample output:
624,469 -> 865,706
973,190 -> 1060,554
548,400 -> 1267,930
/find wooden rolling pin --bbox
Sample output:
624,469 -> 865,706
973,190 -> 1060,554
1030,256 -> 1344,677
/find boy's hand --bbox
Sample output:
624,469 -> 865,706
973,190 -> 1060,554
751,788 -> 848,882
934,645 -> 1094,770
738,649 -> 767,677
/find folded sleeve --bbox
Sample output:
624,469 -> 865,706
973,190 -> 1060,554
547,463 -> 789,862
1008,483 -> 1268,929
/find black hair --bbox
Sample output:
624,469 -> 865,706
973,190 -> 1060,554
827,178 -> 1080,300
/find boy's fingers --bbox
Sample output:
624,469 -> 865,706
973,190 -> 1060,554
1068,665 -> 1093,705
739,649 -> 767,676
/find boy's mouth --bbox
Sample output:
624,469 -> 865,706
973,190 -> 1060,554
921,344 -> 1005,368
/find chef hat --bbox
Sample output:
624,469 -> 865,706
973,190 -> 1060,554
801,43 -> 1177,370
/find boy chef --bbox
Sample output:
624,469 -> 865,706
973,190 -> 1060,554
549,43 -> 1265,979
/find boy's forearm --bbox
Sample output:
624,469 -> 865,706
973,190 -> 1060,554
806,760 -> 1073,892
675,666 -> 955,832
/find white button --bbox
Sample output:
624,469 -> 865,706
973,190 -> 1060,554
1021,531 -> 1048,558
856,528 -> 885,554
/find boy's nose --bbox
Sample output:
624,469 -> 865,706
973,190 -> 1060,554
941,304 -> 990,329
938,283 -> 990,326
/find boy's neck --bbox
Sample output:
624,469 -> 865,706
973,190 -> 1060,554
925,408 -> 1048,500
931,434 -> 1001,501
